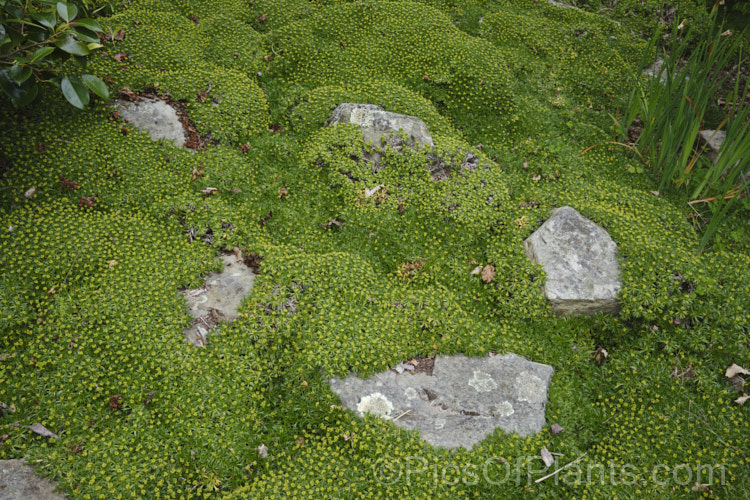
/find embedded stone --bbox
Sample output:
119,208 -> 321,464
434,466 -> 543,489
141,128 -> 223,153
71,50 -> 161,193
329,353 -> 554,450
329,103 -> 434,150
115,98 -> 186,147
524,206 -> 621,315
699,130 -> 726,152
0,459 -> 65,500
181,253 -> 256,346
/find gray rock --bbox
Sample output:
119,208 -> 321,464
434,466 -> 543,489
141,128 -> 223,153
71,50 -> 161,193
524,206 -> 621,315
0,460 -> 65,499
330,353 -> 554,450
547,0 -> 580,9
643,57 -> 667,84
699,130 -> 726,152
181,253 -> 256,346
329,103 -> 434,150
115,98 -> 186,147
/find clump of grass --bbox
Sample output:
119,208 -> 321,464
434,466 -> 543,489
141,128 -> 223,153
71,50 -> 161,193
611,4 -> 750,251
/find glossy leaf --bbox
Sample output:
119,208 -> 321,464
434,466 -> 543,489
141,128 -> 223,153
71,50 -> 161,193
72,18 -> 102,32
30,46 -> 55,63
9,65 -> 32,83
31,11 -> 57,30
61,74 -> 89,109
82,74 -> 109,100
55,34 -> 89,56
71,26 -> 99,43
56,2 -> 78,22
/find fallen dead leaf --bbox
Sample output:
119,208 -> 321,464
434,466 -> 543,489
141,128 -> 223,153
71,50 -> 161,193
550,423 -> 563,435
200,187 -> 220,195
470,265 -> 483,275
233,246 -> 244,263
725,363 -> 750,378
322,218 -> 343,229
26,423 -> 59,439
735,394 -> 749,405
523,162 -> 530,169
532,174 -> 541,181
594,347 -> 608,364
691,482 -> 712,493
481,264 -> 495,283
107,260 -> 118,269
649,190 -> 659,196
113,52 -> 129,62
257,444 -> 268,458
279,187 -> 288,199
24,187 -> 36,199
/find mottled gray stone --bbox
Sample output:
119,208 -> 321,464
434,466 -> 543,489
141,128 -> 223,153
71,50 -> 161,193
330,353 -> 554,450
643,57 -> 667,84
115,98 -> 186,147
547,0 -> 580,9
181,253 -> 256,346
699,130 -> 726,152
0,460 -> 65,499
524,206 -> 621,315
329,103 -> 434,150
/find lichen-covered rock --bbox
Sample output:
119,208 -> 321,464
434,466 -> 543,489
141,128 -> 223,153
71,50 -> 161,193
330,353 -> 554,449
524,206 -> 621,315
0,459 -> 65,500
329,103 -> 434,150
115,98 -> 186,147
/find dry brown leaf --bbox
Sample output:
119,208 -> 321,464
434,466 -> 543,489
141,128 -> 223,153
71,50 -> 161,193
24,187 -> 36,199
691,482 -> 711,493
480,264 -> 495,283
470,265 -> 483,275
233,246 -> 243,263
540,448 -> 554,468
735,394 -> 749,405
725,364 -> 750,378
531,174 -> 541,181
649,190 -> 659,196
26,423 -> 59,439
594,347 -> 608,364
523,162 -> 530,169
550,423 -> 563,435
107,260 -> 118,269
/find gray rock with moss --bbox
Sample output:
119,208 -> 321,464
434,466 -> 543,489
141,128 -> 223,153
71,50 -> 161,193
329,103 -> 434,150
0,460 -> 65,499
115,98 -> 186,147
524,206 -> 621,315
330,353 -> 554,450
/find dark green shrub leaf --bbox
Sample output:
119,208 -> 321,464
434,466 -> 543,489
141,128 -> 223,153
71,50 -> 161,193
30,10 -> 57,30
72,26 -> 99,43
56,2 -> 78,23
30,46 -> 55,63
61,74 -> 89,109
9,65 -> 32,83
16,81 -> 38,106
82,73 -> 108,100
72,18 -> 102,32
55,34 -> 89,56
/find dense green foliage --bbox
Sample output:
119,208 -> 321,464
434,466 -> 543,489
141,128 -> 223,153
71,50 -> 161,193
0,0 -> 113,108
1,0 -> 748,498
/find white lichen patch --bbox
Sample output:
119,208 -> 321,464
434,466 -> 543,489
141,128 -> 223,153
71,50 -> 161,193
468,370 -> 498,392
404,387 -> 418,400
516,372 -> 546,404
494,401 -> 515,417
357,392 -> 394,418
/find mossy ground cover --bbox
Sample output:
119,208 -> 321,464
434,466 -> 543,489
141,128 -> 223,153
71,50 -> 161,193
1,0 -> 748,498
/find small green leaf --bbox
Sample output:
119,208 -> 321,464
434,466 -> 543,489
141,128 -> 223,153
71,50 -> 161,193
9,65 -> 32,84
61,74 -> 89,109
56,2 -> 78,22
86,42 -> 104,50
82,74 -> 109,100
31,11 -> 57,30
0,24 -> 7,43
55,35 -> 90,56
71,26 -> 99,43
17,82 -> 39,106
72,18 -> 102,32
30,46 -> 55,63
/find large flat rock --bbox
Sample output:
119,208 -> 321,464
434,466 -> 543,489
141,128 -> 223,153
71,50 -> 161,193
524,206 -> 621,315
115,98 -> 186,147
0,460 -> 65,499
330,353 -> 554,450
329,103 -> 434,150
